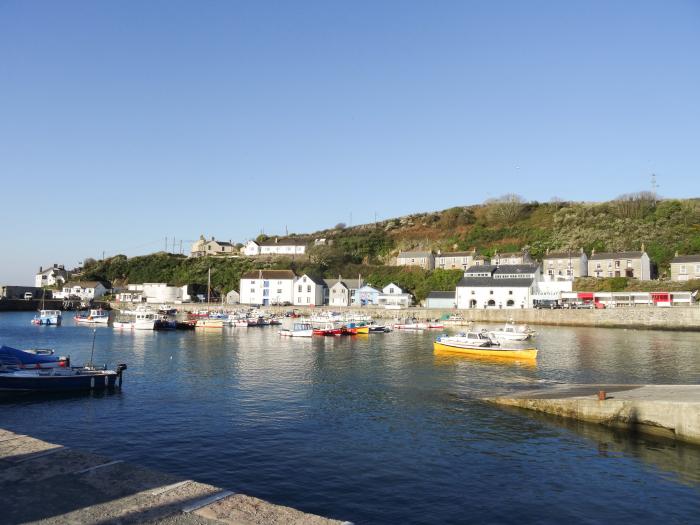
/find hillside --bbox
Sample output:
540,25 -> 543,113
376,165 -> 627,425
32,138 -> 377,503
82,194 -> 700,300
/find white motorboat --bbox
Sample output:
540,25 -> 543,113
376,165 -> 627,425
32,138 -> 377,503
74,309 -> 110,325
134,311 -> 156,330
113,320 -> 135,330
279,322 -> 314,337
32,310 -> 62,326
487,321 -> 534,341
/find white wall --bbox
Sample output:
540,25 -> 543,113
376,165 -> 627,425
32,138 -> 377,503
294,275 -> 324,306
142,283 -> 183,303
240,278 -> 295,305
456,285 -> 532,309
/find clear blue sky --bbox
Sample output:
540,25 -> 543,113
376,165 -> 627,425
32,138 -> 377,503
1,1 -> 699,284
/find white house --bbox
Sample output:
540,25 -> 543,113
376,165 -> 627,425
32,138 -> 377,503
324,278 -> 362,307
61,281 -> 108,301
377,283 -> 412,307
259,237 -> 306,256
456,264 -> 540,309
294,274 -> 325,306
242,240 -> 261,256
35,264 -> 69,288
239,270 -> 296,306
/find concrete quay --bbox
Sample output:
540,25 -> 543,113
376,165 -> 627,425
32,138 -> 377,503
484,384 -> 700,446
0,428 -> 347,525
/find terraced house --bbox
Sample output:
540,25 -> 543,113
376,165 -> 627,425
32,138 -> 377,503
587,249 -> 651,280
541,249 -> 588,280
670,254 -> 700,282
395,251 -> 435,270
435,250 -> 488,270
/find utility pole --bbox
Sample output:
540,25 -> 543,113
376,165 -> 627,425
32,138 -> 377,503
165,237 -> 168,252
651,173 -> 659,203
179,240 -> 183,254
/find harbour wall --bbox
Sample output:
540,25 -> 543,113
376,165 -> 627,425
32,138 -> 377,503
108,302 -> 700,331
0,298 -> 67,312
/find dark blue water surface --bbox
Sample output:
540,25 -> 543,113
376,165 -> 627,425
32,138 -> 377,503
2,312 -> 700,524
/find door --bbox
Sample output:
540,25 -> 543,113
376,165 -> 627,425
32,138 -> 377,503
263,299 -> 269,306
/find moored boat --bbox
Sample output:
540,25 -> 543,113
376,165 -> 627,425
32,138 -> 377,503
0,364 -> 127,392
487,321 -> 535,341
0,345 -> 70,369
31,310 -> 63,326
134,311 -> 156,330
195,318 -> 224,329
433,333 -> 537,359
279,322 -> 314,337
74,309 -> 110,325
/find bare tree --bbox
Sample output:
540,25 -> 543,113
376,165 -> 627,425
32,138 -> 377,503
484,194 -> 526,223
612,192 -> 656,219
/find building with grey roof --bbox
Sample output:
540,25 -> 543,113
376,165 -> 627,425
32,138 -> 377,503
588,248 -> 651,280
395,251 -> 435,270
670,253 -> 700,282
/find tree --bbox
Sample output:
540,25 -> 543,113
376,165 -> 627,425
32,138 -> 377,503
484,194 -> 526,224
334,222 -> 347,230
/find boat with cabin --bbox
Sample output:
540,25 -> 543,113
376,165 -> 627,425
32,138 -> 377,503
0,364 -> 127,392
279,322 -> 314,337
433,332 -> 538,359
32,310 -> 63,326
74,309 -> 110,325
486,321 -> 535,341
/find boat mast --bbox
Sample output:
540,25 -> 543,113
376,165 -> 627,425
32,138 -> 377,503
207,267 -> 211,308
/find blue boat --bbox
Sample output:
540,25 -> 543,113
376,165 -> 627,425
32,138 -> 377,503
0,364 -> 127,392
0,345 -> 70,369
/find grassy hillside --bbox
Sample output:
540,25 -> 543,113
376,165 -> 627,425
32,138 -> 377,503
82,195 -> 700,300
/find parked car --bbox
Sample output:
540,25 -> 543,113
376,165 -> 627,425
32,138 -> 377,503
534,300 -> 561,309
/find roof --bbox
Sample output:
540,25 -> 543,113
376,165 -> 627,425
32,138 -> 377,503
398,251 -> 433,258
208,240 -> 234,247
297,274 -> 326,285
543,251 -> 584,259
427,291 -> 456,299
323,278 -> 362,289
464,264 -> 538,275
259,238 -> 306,247
436,251 -> 476,258
457,277 -> 535,288
65,281 -> 106,288
241,270 -> 296,280
589,251 -> 644,260
672,254 -> 700,263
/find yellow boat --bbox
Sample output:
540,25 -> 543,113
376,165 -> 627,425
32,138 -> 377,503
433,334 -> 537,360
354,325 -> 370,334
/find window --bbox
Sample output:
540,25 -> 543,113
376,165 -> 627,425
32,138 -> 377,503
298,285 -> 302,292
507,300 -> 514,306
263,289 -> 269,296
307,285 -> 311,292
250,288 -> 255,294
508,290 -> 513,295
615,260 -> 620,268
277,289 -> 282,294
596,263 -> 601,270
306,297 -> 310,304
680,265 -> 687,275
471,290 -> 475,295
627,259 -> 632,268
695,265 -> 700,273
489,290 -> 494,295
263,280 -> 269,287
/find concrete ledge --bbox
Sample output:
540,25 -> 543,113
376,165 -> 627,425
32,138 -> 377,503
0,428 -> 346,525
484,384 -> 700,446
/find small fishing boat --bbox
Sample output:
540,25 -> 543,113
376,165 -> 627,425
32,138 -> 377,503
393,318 -> 427,330
345,323 -> 369,334
487,321 -> 535,341
175,320 -> 196,330
31,310 -> 63,326
0,364 -> 127,392
74,309 -> 110,325
433,333 -> 537,359
369,324 -> 392,333
312,322 -> 348,336
154,316 -> 177,330
279,322 -> 314,337
0,345 -> 70,369
134,311 -> 156,330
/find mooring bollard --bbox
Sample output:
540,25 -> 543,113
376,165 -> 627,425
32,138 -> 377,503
598,390 -> 606,401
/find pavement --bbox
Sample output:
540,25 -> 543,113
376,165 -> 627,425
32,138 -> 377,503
0,428 -> 348,525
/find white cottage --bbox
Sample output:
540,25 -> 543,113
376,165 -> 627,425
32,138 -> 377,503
242,240 -> 261,256
35,264 -> 68,288
377,283 -> 412,307
239,270 -> 296,306
294,274 -> 325,306
61,281 -> 108,301
456,264 -> 540,309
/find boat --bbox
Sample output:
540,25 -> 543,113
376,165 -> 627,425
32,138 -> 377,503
134,311 -> 156,330
486,321 -> 535,341
0,364 -> 127,392
393,318 -> 427,330
433,333 -> 538,359
369,324 -> 392,333
31,310 -> 62,326
0,345 -> 70,369
195,318 -> 224,329
74,309 -> 110,325
345,322 -> 369,334
312,322 -> 348,336
279,322 -> 314,337
158,304 -> 177,315
154,316 -> 177,330
175,320 -> 196,330
112,320 -> 135,330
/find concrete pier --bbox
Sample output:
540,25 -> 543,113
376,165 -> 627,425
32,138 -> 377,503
484,384 -> 700,445
0,428 -> 346,525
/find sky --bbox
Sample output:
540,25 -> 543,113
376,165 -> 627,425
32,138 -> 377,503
1,1 -> 699,284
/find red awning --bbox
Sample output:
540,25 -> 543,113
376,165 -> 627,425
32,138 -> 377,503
577,292 -> 594,300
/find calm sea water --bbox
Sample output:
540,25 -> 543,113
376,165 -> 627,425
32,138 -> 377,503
1,312 -> 700,524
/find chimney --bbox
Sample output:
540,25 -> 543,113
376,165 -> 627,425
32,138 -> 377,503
591,248 -> 596,256
211,236 -> 215,241
641,242 -> 645,252
675,250 -> 679,257
39,266 -> 42,273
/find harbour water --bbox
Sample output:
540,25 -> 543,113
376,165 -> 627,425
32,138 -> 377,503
1,311 -> 700,524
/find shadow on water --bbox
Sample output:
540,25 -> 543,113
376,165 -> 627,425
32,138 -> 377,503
0,388 -> 123,405
498,404 -> 700,487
